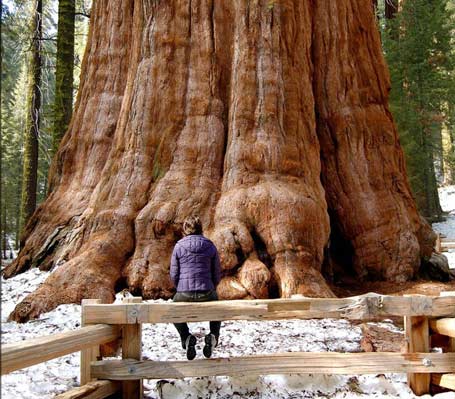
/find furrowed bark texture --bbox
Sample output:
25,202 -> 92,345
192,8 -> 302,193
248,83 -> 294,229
4,0 -> 435,322
312,0 -> 434,282
52,0 -> 75,156
20,0 -> 42,234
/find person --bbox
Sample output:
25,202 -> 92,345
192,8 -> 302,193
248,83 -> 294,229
170,216 -> 222,360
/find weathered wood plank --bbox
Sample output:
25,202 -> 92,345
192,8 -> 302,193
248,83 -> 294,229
55,380 -> 120,399
1,324 -> 119,375
91,353 -> 455,380
81,299 -> 102,386
83,302 -> 269,324
436,234 -> 442,253
430,318 -> 455,338
405,314 -> 430,395
122,297 -> 143,399
432,373 -> 455,390
82,294 -> 455,324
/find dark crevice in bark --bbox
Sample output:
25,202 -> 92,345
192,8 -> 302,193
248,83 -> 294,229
269,3 -> 274,29
323,214 -> 357,284
251,228 -> 273,269
209,0 -> 215,55
232,230 -> 246,267
34,226 -> 67,271
188,0 -> 192,39
114,276 -> 128,293
268,272 -> 280,299
235,247 -> 246,268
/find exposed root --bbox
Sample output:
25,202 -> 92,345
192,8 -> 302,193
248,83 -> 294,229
217,276 -> 249,300
237,253 -> 271,299
273,251 -> 335,298
8,255 -> 120,322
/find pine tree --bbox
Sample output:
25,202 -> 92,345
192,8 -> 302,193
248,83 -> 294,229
52,0 -> 75,156
384,0 -> 454,221
20,0 -> 42,235
1,4 -> 27,253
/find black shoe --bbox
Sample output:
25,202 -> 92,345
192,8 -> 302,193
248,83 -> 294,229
203,334 -> 217,358
185,335 -> 197,360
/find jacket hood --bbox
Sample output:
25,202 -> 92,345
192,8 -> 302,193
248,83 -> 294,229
178,235 -> 214,254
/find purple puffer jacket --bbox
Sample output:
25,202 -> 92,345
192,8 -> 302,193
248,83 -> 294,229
170,235 -> 221,292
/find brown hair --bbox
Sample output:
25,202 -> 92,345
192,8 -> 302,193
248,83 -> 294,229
182,216 -> 203,236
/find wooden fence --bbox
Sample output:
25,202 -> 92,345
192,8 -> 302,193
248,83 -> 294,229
435,235 -> 455,252
1,292 -> 454,399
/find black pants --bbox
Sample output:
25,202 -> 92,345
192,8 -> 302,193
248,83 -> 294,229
173,290 -> 221,343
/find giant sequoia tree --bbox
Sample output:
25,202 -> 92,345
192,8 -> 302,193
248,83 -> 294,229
4,0 -> 436,322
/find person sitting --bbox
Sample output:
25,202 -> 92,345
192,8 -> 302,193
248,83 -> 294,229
170,215 -> 221,360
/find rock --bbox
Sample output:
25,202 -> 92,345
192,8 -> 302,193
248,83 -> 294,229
420,252 -> 454,282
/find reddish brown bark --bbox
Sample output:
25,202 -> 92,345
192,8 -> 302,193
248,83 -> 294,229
4,0 -> 435,322
312,0 -> 434,282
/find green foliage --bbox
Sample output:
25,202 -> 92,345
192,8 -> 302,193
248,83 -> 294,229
1,0 -> 91,252
383,0 -> 455,220
1,4 -> 27,250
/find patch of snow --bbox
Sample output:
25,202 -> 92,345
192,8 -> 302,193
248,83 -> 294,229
438,185 -> 455,214
433,185 -> 455,268
433,214 -> 455,240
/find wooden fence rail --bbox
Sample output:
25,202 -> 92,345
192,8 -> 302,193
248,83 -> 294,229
1,324 -> 119,375
430,318 -> 455,338
81,294 -> 455,324
91,352 -> 455,380
1,292 -> 454,399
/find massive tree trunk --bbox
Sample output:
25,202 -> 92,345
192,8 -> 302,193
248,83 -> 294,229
4,0 -> 435,322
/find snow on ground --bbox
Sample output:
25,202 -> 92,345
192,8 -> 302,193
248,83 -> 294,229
2,268 -> 454,399
1,186 -> 455,399
433,185 -> 455,268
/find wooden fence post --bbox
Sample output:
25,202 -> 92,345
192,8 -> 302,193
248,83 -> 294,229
430,292 -> 455,391
440,292 -> 455,354
122,297 -> 143,399
405,312 -> 430,395
435,233 -> 442,253
80,299 -> 102,385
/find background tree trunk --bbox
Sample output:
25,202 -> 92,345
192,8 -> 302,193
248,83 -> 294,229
4,0 -> 435,322
20,0 -> 42,236
422,126 -> 444,221
52,0 -> 75,156
385,0 -> 398,20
